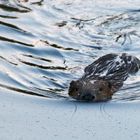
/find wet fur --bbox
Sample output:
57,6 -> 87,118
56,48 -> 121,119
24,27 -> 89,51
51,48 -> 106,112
68,53 -> 140,101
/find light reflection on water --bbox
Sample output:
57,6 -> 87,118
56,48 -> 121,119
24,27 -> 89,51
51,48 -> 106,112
0,0 -> 140,101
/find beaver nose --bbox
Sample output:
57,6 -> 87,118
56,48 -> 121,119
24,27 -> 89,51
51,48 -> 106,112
81,93 -> 95,101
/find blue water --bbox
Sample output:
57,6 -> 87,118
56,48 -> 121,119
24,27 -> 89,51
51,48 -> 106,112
0,0 -> 140,101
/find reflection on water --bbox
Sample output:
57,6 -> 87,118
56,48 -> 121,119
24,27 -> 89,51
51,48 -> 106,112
0,0 -> 140,101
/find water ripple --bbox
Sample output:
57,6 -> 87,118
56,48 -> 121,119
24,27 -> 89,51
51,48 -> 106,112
0,0 -> 140,102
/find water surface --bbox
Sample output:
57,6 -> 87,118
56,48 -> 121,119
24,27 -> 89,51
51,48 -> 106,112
0,0 -> 140,101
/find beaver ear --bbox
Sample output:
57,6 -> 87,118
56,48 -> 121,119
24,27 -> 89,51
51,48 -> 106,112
70,80 -> 76,86
108,82 -> 112,89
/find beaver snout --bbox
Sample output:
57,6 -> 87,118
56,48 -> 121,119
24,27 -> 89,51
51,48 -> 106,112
81,93 -> 95,101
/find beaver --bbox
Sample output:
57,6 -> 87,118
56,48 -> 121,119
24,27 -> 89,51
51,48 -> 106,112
68,53 -> 140,102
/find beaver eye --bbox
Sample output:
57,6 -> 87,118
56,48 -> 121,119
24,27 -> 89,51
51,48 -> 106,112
75,88 -> 79,91
99,88 -> 103,91
108,82 -> 112,88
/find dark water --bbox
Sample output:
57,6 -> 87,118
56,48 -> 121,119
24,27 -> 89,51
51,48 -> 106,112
0,0 -> 140,101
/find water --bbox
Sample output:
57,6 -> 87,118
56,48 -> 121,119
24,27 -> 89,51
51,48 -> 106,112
0,0 -> 140,101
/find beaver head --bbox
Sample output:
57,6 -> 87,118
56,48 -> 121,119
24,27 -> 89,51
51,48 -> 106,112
68,80 -> 113,102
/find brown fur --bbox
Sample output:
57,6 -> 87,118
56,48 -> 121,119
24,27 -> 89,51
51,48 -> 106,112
68,53 -> 140,101
69,80 -> 113,101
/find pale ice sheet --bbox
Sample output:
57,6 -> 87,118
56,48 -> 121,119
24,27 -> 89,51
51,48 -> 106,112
0,88 -> 140,140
